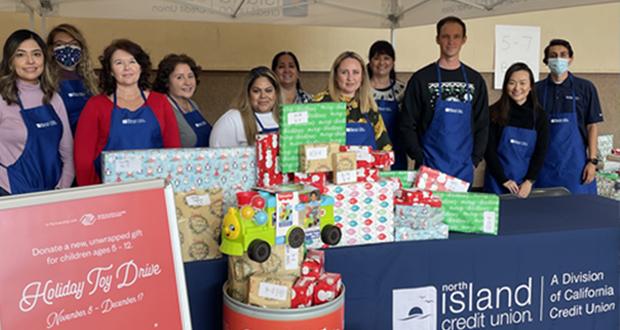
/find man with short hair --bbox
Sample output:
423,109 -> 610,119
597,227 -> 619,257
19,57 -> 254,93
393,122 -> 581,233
535,39 -> 603,194
399,16 -> 489,184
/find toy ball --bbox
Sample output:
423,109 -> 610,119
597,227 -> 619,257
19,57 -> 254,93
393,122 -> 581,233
241,206 -> 255,219
251,196 -> 265,209
254,211 -> 268,225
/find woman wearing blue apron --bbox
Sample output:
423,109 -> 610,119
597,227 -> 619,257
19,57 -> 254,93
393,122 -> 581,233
368,41 -> 407,169
74,39 -> 181,186
210,66 -> 281,147
47,24 -> 98,135
421,62 -> 474,183
314,51 -> 392,151
154,54 -> 212,147
0,30 -> 74,195
484,63 -> 549,198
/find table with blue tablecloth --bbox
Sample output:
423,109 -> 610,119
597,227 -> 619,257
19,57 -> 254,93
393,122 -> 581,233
184,195 -> 620,330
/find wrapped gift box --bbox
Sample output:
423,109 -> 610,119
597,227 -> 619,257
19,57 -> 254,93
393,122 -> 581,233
256,133 -> 284,188
340,145 -> 374,168
597,172 -> 620,201
394,204 -> 444,231
413,166 -> 470,192
227,244 -> 303,303
322,180 -> 397,248
293,172 -> 328,193
434,192 -> 499,235
379,171 -> 418,188
279,103 -> 346,173
301,249 -> 324,279
299,143 -> 340,173
175,189 -> 224,262
371,150 -> 395,169
102,147 -> 256,210
597,134 -> 614,160
332,151 -> 357,184
248,274 -> 297,309
314,272 -> 342,305
395,223 -> 449,241
291,276 -> 317,308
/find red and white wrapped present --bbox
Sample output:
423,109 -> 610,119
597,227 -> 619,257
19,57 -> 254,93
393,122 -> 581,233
291,276 -> 317,308
371,150 -> 395,169
313,272 -> 342,305
293,172 -> 328,194
413,166 -> 470,192
256,133 -> 283,188
300,249 -> 324,279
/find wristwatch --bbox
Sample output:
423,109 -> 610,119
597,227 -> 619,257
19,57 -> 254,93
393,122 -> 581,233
587,158 -> 599,165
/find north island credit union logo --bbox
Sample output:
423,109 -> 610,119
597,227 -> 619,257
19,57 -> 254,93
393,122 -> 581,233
393,286 -> 437,330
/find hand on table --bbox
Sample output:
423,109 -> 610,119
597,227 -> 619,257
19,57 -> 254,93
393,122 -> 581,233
517,180 -> 533,198
502,180 -> 519,195
582,163 -> 596,184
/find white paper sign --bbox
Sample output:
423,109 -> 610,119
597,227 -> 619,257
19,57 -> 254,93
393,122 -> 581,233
483,211 -> 497,234
287,111 -> 308,125
114,155 -> 142,173
185,194 -> 211,207
494,25 -> 541,89
305,147 -> 328,160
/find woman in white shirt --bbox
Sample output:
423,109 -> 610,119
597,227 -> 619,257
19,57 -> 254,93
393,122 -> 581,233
210,66 -> 281,147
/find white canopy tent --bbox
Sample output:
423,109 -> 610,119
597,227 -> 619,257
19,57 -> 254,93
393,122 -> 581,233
1,0 -> 617,41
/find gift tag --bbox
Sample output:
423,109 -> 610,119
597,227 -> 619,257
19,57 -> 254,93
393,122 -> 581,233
114,155 -> 142,173
259,282 -> 289,301
305,147 -> 328,160
336,170 -> 357,184
483,211 -> 496,233
185,194 -> 211,207
288,111 -> 308,125
285,246 -> 299,270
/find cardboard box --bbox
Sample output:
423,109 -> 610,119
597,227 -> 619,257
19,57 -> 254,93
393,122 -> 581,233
248,274 -> 296,308
313,272 -> 342,305
279,103 -> 346,173
413,166 -> 470,192
340,145 -> 374,168
299,143 -> 340,173
291,276 -> 317,308
102,147 -> 256,210
175,189 -> 224,262
434,191 -> 499,235
256,133 -> 284,188
332,152 -> 357,184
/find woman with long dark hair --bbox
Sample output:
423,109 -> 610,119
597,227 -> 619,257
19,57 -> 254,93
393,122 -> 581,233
0,29 -> 74,195
484,62 -> 549,197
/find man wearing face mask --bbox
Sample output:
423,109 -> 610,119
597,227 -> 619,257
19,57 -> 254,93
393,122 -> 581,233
535,39 -> 604,194
47,24 -> 99,135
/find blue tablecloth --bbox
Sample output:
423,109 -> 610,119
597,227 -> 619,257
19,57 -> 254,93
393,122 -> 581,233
184,195 -> 620,329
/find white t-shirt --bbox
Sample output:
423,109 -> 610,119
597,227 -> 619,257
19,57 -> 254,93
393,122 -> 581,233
209,109 -> 278,147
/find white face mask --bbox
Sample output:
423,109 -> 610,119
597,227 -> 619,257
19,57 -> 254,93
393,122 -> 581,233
547,58 -> 570,75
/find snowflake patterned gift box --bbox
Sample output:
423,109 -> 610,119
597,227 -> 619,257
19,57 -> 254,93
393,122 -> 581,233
256,133 -> 284,188
102,147 -> 256,209
323,179 -> 397,247
434,191 -> 500,235
279,102 -> 346,173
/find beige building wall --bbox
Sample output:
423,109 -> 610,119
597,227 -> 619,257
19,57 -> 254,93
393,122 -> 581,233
1,2 -> 618,73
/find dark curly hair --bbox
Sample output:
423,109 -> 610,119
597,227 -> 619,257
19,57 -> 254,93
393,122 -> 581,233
152,53 -> 201,93
98,39 -> 151,95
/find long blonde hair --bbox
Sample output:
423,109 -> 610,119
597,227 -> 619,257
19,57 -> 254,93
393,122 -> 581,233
328,51 -> 377,114
46,23 -> 99,95
232,66 -> 281,145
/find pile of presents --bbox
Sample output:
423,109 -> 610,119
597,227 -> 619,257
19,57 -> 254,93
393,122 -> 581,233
596,135 -> 620,200
97,102 -> 501,311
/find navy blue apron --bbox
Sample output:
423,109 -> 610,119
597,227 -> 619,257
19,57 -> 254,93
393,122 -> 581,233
376,84 -> 406,169
0,97 -> 63,194
484,110 -> 538,194
168,96 -> 212,147
254,113 -> 279,134
94,90 -> 163,176
536,76 -> 596,194
346,112 -> 377,149
421,63 -> 473,183
58,79 -> 89,135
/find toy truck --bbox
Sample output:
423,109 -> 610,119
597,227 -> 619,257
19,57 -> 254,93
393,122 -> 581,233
220,185 -> 341,262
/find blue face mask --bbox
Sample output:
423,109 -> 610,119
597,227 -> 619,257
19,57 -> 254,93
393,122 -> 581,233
547,58 -> 569,75
53,45 -> 82,68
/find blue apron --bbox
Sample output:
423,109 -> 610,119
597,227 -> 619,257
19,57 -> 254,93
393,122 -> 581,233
254,113 -> 279,134
484,112 -> 538,194
94,90 -> 163,175
345,112 -> 377,149
58,79 -> 89,135
536,76 -> 596,195
0,97 -> 63,194
168,96 -> 212,147
376,84 -> 406,169
421,63 -> 473,183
